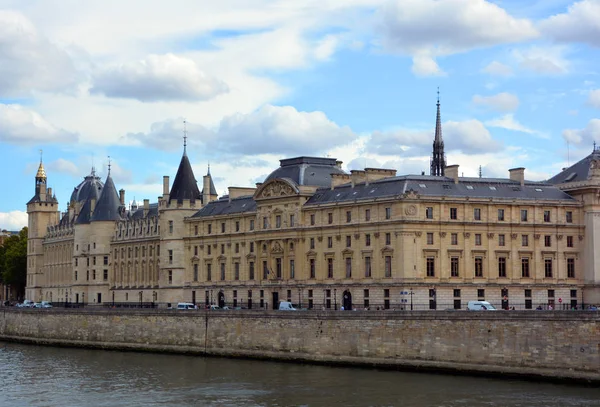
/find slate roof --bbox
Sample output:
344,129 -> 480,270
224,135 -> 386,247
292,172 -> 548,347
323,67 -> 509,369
91,174 -> 123,222
305,175 -> 576,206
264,156 -> 346,188
547,149 -> 600,185
201,167 -> 218,196
70,169 -> 104,204
75,181 -> 102,224
169,153 -> 201,204
128,203 -> 160,220
192,196 -> 256,218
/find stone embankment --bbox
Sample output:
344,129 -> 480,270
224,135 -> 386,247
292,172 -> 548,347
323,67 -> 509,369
1,308 -> 598,382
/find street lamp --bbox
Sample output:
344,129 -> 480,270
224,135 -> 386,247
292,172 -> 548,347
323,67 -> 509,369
139,291 -> 143,308
334,288 -> 337,310
82,293 -> 85,307
298,288 -> 301,309
409,289 -> 414,311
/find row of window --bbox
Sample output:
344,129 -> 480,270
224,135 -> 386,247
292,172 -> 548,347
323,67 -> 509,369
114,245 -> 160,260
117,221 -> 159,238
425,257 -> 576,279
74,269 -> 109,281
434,207 -> 573,223
74,256 -> 109,267
426,233 -> 576,248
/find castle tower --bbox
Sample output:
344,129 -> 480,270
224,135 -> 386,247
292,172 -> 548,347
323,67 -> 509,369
430,89 -> 446,176
26,153 -> 59,301
202,164 -> 218,205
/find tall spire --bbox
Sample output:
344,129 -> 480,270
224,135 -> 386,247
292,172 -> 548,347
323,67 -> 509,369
430,87 -> 446,176
36,149 -> 46,179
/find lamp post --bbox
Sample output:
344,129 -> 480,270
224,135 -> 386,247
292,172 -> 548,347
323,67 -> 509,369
409,289 -> 414,311
298,288 -> 301,309
152,291 -> 157,308
139,291 -> 143,308
334,288 -> 337,310
210,290 -> 213,305
82,293 -> 85,307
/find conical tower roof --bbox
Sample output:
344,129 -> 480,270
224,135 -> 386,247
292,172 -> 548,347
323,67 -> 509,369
91,173 -> 123,222
169,153 -> 201,204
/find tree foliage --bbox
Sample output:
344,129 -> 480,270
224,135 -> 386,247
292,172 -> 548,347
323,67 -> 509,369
0,227 -> 28,297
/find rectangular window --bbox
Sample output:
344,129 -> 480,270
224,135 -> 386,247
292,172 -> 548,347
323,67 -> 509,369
276,258 -> 282,279
365,256 -> 372,277
328,236 -> 333,248
263,261 -> 268,279
427,232 -> 434,245
193,264 -> 198,281
346,235 -> 351,248
498,257 -> 506,277
103,269 -> 108,281
365,234 -> 371,247
207,263 -> 212,281
310,214 -> 315,225
522,235 -> 529,247
477,289 -> 485,298
169,220 -> 173,234
235,262 -> 240,280
249,242 -> 254,253
92,269 -> 96,280
263,217 -> 268,229
327,258 -> 333,279
567,258 -> 575,278
276,215 -> 281,228
475,234 -> 482,246
345,257 -> 352,278
450,257 -> 459,277
544,235 -> 551,247
498,209 -> 505,221
544,210 -> 551,222
235,221 -> 240,232
235,243 -> 239,254
426,257 -> 435,277
474,208 -> 481,221
426,207 -> 433,219
207,245 -> 211,255
453,289 -> 461,298
521,258 -> 530,278
570,289 -> 577,298
208,224 -> 212,234
385,207 -> 391,219
75,271 -> 78,281
498,234 -> 505,247
168,270 -> 172,284
194,246 -> 198,256
168,250 -> 173,264
249,261 -> 255,280
566,211 -> 573,223
567,236 -> 574,247
544,258 -> 553,278
290,214 -> 295,227
290,259 -> 295,279
221,244 -> 225,255
385,233 -> 391,245
221,222 -> 226,233
310,259 -> 316,279
103,256 -> 108,265
220,263 -> 225,280
194,225 -> 198,235
548,289 -> 555,298
385,256 -> 392,278
475,257 -> 483,277
328,213 -> 333,224
249,219 -> 254,231
346,211 -> 351,223
451,233 -> 458,245
310,238 -> 315,250
450,207 -> 457,220
521,209 -> 528,222
365,209 -> 371,221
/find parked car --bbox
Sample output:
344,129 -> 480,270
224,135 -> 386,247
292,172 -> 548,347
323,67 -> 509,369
40,301 -> 53,308
208,305 -> 221,310
279,301 -> 297,311
17,300 -> 35,308
467,301 -> 497,311
176,302 -> 196,310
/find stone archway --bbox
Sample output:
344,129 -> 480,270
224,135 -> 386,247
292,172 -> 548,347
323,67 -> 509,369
342,290 -> 352,311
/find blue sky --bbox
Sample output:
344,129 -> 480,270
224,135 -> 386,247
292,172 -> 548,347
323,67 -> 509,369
1,0 -> 600,230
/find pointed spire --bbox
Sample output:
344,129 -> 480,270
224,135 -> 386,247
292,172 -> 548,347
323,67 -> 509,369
36,149 -> 46,179
91,172 -> 122,222
430,87 -> 446,176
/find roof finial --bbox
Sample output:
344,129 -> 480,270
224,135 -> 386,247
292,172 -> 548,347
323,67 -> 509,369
107,155 -> 112,175
437,86 -> 440,106
39,149 -> 43,164
207,162 -> 211,175
183,119 -> 188,154
479,165 -> 482,178
594,141 -> 597,152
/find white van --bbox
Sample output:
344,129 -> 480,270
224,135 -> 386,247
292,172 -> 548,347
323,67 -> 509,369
278,301 -> 297,311
176,302 -> 196,310
467,301 -> 496,311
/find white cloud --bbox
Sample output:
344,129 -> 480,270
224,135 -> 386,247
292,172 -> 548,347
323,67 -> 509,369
46,159 -> 79,177
0,104 -> 77,145
588,89 -> 600,108
539,0 -> 600,47
472,92 -> 519,112
0,210 -> 28,231
562,119 -> 600,145
482,61 -> 513,77
411,54 -> 445,77
513,46 -> 570,74
91,53 -> 229,102
377,0 -> 537,72
0,10 -> 79,97
486,114 -> 542,136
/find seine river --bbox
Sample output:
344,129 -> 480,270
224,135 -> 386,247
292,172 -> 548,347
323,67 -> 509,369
1,342 -> 599,407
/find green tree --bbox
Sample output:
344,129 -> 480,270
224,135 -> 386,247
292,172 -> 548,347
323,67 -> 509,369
0,227 -> 28,299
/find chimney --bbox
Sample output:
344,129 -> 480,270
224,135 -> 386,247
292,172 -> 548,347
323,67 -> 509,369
47,187 -> 53,198
509,167 -> 525,186
203,175 -> 210,204
143,199 -> 149,217
331,173 -> 351,190
163,176 -> 170,195
336,160 -> 343,169
350,170 -> 366,187
445,165 -> 459,184
119,189 -> 125,205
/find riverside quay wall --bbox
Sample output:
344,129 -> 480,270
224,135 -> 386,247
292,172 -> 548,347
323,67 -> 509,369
1,309 -> 599,382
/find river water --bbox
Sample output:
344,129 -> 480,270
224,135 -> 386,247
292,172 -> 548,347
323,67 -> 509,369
0,342 -> 598,407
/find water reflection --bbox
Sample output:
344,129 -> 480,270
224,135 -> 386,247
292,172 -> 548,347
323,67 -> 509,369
1,342 -> 598,407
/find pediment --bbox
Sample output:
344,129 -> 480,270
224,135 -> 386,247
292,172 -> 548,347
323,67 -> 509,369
254,178 -> 299,200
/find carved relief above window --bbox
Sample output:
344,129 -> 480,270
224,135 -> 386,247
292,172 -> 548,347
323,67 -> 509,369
255,180 -> 298,199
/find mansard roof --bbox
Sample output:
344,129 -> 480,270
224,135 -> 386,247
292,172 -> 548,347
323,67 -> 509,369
263,156 -> 346,188
305,175 -> 576,206
169,153 -> 201,204
547,149 -> 600,185
192,196 -> 256,218
91,174 -> 123,222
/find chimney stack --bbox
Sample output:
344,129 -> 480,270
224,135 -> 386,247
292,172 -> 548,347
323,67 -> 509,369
509,167 -> 525,186
445,165 -> 459,184
143,199 -> 150,216
163,176 -> 170,196
119,189 -> 125,205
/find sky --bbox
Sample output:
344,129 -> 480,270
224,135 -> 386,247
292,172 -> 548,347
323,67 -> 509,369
1,0 -> 600,231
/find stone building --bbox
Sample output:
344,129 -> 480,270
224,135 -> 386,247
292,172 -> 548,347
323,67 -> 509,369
24,103 -> 600,309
